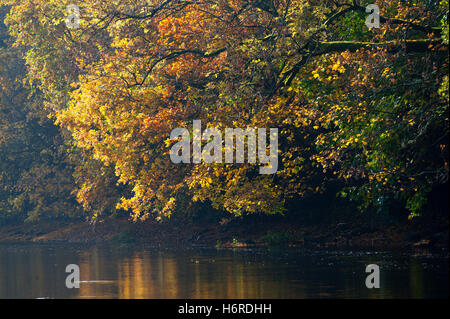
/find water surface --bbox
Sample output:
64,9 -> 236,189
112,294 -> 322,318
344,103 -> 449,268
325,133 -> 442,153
0,244 -> 447,299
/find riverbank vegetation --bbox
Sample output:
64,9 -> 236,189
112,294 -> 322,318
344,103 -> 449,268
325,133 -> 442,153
0,1 -> 448,243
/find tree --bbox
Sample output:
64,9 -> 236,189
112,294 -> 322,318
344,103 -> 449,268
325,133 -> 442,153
0,5 -> 81,222
1,0 -> 447,221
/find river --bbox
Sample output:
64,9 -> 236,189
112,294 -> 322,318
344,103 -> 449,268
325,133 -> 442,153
0,243 -> 447,299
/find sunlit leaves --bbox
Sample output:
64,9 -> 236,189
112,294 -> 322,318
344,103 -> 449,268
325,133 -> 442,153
1,0 -> 447,220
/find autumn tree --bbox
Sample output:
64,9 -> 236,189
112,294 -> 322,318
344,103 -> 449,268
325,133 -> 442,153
0,5 -> 82,222
1,0 -> 447,221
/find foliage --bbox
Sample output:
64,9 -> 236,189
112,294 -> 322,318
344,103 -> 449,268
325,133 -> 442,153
0,0 -> 448,222
0,6 -> 81,222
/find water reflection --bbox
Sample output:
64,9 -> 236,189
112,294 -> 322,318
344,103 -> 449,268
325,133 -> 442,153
0,244 -> 448,299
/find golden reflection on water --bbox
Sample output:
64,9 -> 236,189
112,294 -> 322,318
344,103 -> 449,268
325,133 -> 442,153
0,244 -> 448,299
76,251 -> 290,299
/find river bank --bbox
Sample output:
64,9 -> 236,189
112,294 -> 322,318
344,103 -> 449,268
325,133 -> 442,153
0,213 -> 448,250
